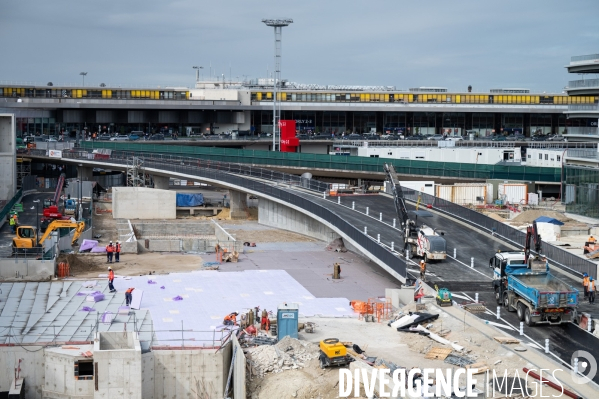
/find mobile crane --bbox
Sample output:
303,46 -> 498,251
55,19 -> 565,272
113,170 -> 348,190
383,163 -> 447,262
13,219 -> 86,254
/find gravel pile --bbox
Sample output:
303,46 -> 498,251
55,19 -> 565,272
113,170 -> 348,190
247,336 -> 320,376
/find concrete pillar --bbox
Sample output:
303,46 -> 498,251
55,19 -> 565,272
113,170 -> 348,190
153,175 -> 169,190
76,166 -> 93,181
229,189 -> 247,220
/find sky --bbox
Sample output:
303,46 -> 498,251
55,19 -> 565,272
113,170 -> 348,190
1,0 -> 598,92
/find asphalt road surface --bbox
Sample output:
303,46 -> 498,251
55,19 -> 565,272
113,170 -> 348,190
292,190 -> 599,385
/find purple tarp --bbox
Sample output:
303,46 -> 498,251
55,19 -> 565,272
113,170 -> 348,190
86,293 -> 105,302
148,280 -> 157,284
102,311 -> 114,324
81,306 -> 95,312
80,239 -> 99,252
91,246 -> 107,253
173,296 -> 183,301
160,286 -> 165,289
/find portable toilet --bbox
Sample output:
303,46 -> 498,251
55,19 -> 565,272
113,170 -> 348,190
277,303 -> 299,341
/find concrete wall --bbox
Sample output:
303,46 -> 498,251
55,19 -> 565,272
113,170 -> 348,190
0,258 -> 55,279
43,347 -> 94,399
0,346 -> 45,399
0,114 -> 16,202
231,335 -> 246,399
141,346 -> 230,399
113,187 -> 176,220
59,226 -> 93,253
229,190 -> 247,220
132,221 -> 214,237
147,238 -> 242,253
93,332 -> 142,399
259,198 -> 338,243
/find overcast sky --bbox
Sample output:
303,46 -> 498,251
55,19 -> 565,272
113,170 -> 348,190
1,0 -> 597,92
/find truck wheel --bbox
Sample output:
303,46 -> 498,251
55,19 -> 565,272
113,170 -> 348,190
517,303 -> 525,321
494,288 -> 501,305
503,292 -> 515,312
524,308 -> 536,327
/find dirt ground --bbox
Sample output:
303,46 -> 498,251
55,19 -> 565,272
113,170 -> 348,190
59,252 -> 208,278
226,229 -> 316,243
246,300 -> 570,399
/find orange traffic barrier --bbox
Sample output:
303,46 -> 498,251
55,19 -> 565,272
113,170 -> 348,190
57,262 -> 70,278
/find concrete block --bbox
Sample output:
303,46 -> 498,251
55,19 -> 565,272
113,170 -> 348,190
113,187 -> 176,219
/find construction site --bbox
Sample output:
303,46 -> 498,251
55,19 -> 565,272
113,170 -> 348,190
0,118 -> 597,398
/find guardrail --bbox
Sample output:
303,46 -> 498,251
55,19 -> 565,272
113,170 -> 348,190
567,79 -> 599,89
566,149 -> 599,160
30,149 -> 407,280
568,104 -> 599,111
399,188 -> 596,277
0,189 -> 22,228
571,54 -> 599,63
75,142 -> 562,182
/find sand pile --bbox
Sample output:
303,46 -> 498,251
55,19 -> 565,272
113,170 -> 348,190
511,210 -> 571,224
484,212 -> 506,222
247,336 -> 320,377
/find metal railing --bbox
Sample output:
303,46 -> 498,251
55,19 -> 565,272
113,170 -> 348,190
31,149 -> 407,280
566,149 -> 599,160
400,188 -> 596,277
571,54 -> 599,63
567,79 -> 599,89
75,142 -> 562,182
568,104 -> 599,111
0,189 -> 22,224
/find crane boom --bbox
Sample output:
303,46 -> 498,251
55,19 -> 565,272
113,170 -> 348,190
383,163 -> 409,229
524,221 -> 542,264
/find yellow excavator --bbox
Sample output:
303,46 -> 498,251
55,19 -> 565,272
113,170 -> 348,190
13,219 -> 86,254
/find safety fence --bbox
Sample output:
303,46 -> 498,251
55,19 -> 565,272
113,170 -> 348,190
78,141 -> 562,182
398,187 -> 596,277
31,149 -> 407,280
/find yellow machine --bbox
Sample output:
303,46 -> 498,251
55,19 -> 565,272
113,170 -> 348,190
13,220 -> 85,253
318,338 -> 353,369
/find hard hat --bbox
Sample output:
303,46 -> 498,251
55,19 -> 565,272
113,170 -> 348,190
584,273 -> 588,277
108,267 -> 112,270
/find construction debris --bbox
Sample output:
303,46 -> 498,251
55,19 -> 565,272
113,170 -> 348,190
326,237 -> 347,252
494,336 -> 521,344
246,336 -> 320,377
424,347 -> 453,360
444,354 -> 475,367
466,362 -> 490,374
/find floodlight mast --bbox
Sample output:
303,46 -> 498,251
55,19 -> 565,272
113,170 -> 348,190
262,19 -> 293,151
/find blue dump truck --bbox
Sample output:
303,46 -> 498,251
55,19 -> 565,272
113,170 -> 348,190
490,251 -> 578,326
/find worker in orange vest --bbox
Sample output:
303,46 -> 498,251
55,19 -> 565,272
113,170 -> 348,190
125,288 -> 135,307
589,236 -> 597,244
223,312 -> 238,326
115,241 -> 121,263
583,273 -> 590,298
108,267 -> 116,293
589,277 -> 596,304
106,241 -> 114,263
420,260 -> 427,282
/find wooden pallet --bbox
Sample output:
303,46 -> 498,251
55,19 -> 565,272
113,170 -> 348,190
424,347 -> 453,360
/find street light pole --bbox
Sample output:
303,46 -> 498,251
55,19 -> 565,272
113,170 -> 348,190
79,72 -> 87,87
192,66 -> 204,83
262,18 -> 293,151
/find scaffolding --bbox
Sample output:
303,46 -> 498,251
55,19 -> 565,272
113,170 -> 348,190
126,156 -> 153,187
16,157 -> 32,188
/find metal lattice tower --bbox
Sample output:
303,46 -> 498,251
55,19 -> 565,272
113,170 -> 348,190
126,157 -> 152,187
262,18 -> 293,151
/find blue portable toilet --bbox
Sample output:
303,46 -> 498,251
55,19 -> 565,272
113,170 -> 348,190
277,303 -> 299,341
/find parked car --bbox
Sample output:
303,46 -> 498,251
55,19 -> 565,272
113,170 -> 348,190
129,134 -> 141,141
547,134 -> 565,141
296,134 -> 309,140
98,134 -> 111,140
531,135 -> 547,141
446,136 -> 463,141
491,135 -> 506,141
342,133 -> 363,140
427,134 -> 445,141
110,135 -> 129,141
45,137 -> 58,142
149,134 -> 165,140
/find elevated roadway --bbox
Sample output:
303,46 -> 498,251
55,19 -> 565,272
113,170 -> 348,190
23,149 -> 599,385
